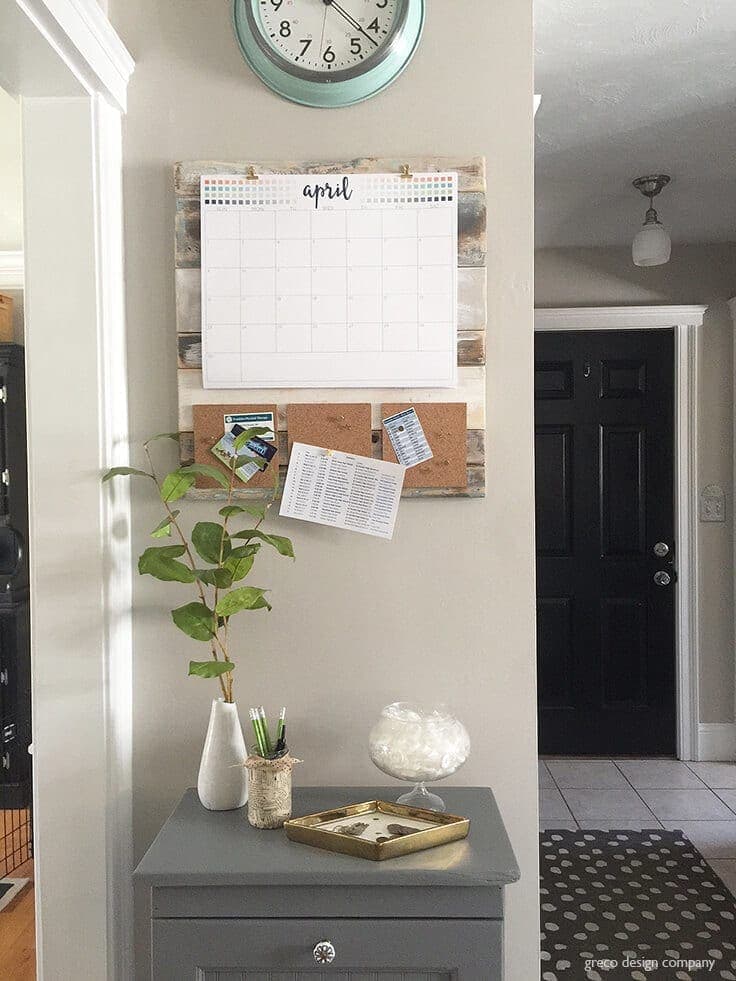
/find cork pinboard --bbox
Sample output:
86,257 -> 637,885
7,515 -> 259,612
381,403 -> 468,488
193,403 -> 279,490
287,404 -> 372,458
175,156 -> 487,499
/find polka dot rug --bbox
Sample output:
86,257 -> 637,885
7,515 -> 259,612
540,829 -> 736,980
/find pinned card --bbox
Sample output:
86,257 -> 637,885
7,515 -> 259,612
382,407 -> 433,469
193,404 -> 278,490
211,426 -> 277,485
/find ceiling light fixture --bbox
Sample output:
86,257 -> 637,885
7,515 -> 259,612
632,174 -> 671,267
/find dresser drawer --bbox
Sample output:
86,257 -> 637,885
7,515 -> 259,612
151,917 -> 502,980
151,884 -> 503,919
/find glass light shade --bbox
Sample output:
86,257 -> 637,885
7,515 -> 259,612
632,221 -> 671,267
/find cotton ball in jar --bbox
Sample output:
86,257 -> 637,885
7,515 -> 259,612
368,702 -> 470,783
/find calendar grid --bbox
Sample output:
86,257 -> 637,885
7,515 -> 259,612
201,172 -> 458,389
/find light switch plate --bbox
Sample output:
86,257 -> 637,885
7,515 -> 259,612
700,483 -> 726,522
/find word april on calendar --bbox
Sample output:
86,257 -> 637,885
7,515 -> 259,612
200,172 -> 458,389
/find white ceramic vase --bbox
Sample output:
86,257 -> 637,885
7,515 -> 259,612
197,698 -> 248,811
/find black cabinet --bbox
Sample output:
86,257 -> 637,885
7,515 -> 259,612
0,344 -> 31,810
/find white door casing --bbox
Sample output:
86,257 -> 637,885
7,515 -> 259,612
534,306 -> 707,762
1,1 -> 134,978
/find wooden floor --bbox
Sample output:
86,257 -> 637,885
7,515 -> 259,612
0,808 -> 35,981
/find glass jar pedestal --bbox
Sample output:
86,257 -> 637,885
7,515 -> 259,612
396,781 -> 447,812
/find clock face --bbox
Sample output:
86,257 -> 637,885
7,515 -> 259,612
233,0 -> 424,107
257,0 -> 401,76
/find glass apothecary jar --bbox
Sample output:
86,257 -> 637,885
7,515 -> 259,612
368,702 -> 470,812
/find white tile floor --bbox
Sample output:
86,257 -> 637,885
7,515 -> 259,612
539,757 -> 736,895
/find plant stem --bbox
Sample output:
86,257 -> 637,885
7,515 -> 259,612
214,458 -> 238,703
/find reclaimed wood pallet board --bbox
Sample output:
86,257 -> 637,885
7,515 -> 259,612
174,157 -> 487,498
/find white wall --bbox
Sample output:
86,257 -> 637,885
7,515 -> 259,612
110,3 -> 539,977
0,86 -> 23,252
536,245 -> 736,725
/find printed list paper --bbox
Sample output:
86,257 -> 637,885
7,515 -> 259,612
280,442 -> 405,540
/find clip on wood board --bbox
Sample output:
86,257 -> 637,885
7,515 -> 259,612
245,166 -> 259,181
400,164 -> 413,179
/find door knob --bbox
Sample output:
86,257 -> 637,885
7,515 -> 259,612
653,570 -> 672,586
313,940 -> 336,964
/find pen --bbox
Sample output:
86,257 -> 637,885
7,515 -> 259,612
249,708 -> 266,757
258,705 -> 272,756
273,724 -> 287,758
277,706 -> 286,744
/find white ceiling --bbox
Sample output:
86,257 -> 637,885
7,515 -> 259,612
535,0 -> 736,248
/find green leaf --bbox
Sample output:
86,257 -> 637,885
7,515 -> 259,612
215,587 -> 271,617
102,466 -> 151,483
151,510 -> 179,538
234,453 -> 267,471
178,463 -> 230,490
219,503 -> 267,520
161,470 -> 196,502
223,550 -> 254,583
144,432 -> 180,446
192,522 -> 231,565
233,427 -> 272,451
171,602 -> 216,641
188,660 -> 234,679
138,545 -> 195,583
194,567 -> 233,588
232,530 -> 295,558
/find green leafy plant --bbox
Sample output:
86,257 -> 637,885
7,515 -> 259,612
103,429 -> 294,703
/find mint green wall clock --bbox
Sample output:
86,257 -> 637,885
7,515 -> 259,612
232,0 -> 425,108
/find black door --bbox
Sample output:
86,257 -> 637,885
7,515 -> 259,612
535,329 -> 676,756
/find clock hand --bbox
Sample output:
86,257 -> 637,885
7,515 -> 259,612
326,0 -> 379,47
318,1 -> 329,57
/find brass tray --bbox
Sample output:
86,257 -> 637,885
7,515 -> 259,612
284,800 -> 470,861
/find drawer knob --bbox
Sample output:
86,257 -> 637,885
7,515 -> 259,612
313,940 -> 336,964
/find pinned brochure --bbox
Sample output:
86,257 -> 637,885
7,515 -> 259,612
382,407 -> 433,468
280,443 -> 405,540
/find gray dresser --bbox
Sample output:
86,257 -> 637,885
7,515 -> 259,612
135,786 -> 520,980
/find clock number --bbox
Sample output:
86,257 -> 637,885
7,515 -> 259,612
350,37 -> 362,55
298,38 -> 312,57
323,45 -> 336,63
376,0 -> 388,6
368,17 -> 380,33
279,20 -> 291,37
270,0 -> 283,9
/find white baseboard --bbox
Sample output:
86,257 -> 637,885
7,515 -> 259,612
697,723 -> 736,761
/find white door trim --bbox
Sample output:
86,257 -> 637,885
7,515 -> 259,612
7,0 -> 133,109
534,305 -> 707,761
0,251 -> 25,289
3,1 -> 134,978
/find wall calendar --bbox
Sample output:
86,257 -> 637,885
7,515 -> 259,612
200,171 -> 458,390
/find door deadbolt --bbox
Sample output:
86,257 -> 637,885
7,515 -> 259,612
653,542 -> 670,558
653,570 -> 672,587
